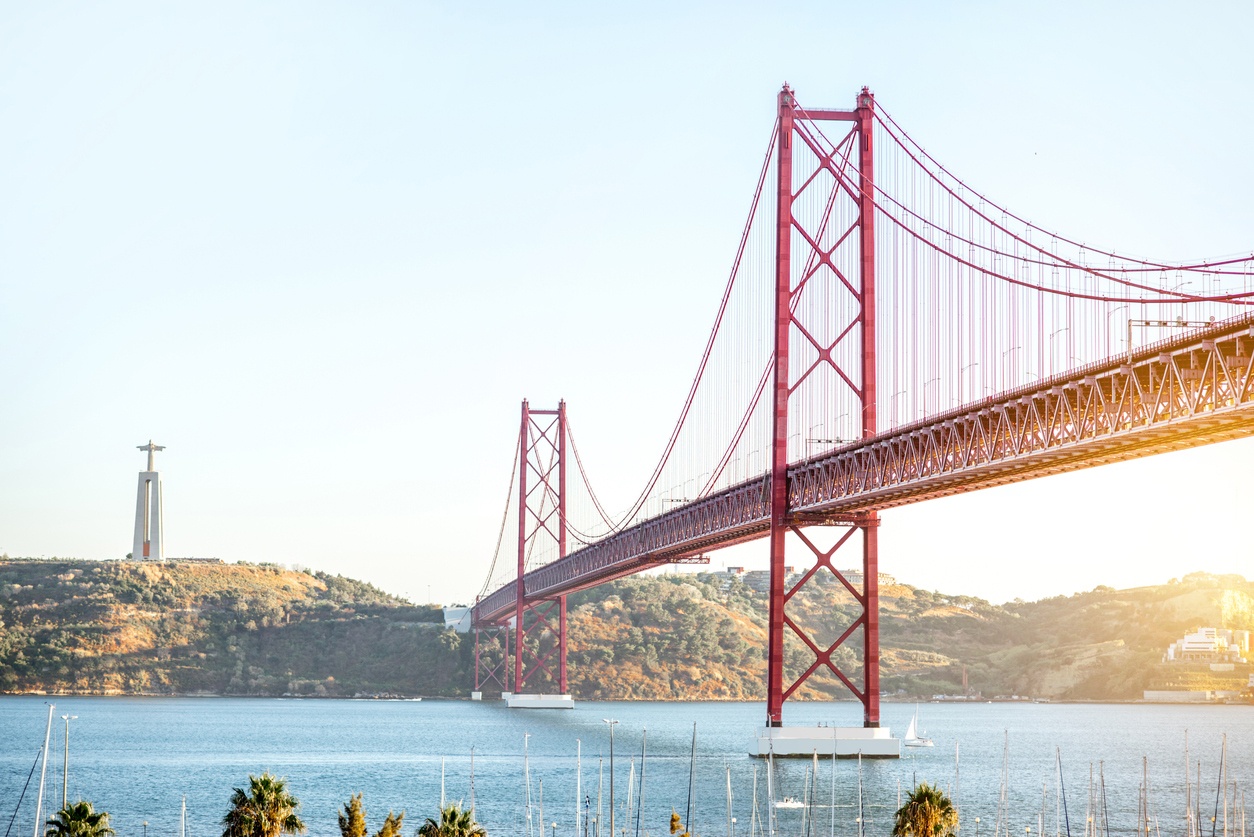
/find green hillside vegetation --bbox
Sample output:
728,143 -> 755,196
0,559 -> 450,696
1,557 -> 1250,701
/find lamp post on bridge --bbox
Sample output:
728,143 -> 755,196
921,377 -> 941,419
1001,346 -> 1022,391
889,390 -> 907,428
959,362 -> 980,404
1049,327 -> 1070,377
1105,305 -> 1129,356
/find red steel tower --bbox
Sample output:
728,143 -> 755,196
766,86 -> 881,729
511,399 -> 569,694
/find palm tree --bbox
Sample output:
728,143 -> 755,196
45,801 -> 115,837
892,782 -> 958,837
372,811 -> 404,837
339,794 -> 367,837
416,804 -> 484,837
221,773 -> 307,837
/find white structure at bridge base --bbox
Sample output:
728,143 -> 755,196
505,693 -> 574,709
751,726 -> 900,758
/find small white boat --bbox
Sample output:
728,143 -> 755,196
775,797 -> 806,809
904,706 -> 934,748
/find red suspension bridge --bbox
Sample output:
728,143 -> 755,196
470,85 -> 1254,739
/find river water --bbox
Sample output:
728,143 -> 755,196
1,697 -> 1250,837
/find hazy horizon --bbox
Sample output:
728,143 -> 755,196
3,2 -> 1252,606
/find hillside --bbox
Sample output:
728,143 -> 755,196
561,570 -> 1254,701
0,559 -> 455,696
1,558 -> 1250,700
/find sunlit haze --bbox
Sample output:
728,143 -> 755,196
2,2 -> 1251,606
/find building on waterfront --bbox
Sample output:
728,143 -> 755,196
1143,689 -> 1215,703
1163,627 -> 1250,663
131,441 -> 165,561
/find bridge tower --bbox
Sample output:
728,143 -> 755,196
763,85 -> 891,749
505,399 -> 572,708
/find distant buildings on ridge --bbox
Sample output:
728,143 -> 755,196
709,565 -> 896,594
1163,626 -> 1250,664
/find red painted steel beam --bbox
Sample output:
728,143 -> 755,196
513,400 -> 528,692
765,84 -> 796,727
855,86 -> 880,728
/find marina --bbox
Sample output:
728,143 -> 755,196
2,697 -> 1249,837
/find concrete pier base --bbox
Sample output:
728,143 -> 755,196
751,726 -> 900,758
505,693 -> 575,709
471,691 -> 482,701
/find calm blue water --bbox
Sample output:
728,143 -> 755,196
1,698 -> 1250,837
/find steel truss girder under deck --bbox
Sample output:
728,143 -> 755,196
474,314 -> 1254,627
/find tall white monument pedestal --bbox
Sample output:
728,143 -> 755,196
505,693 -> 575,709
132,441 -> 166,562
752,725 -> 900,758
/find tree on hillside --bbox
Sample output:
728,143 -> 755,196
417,805 -> 484,837
45,801 -> 115,837
892,782 -> 958,837
221,773 -> 306,837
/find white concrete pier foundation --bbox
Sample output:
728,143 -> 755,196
505,693 -> 575,709
752,725 -> 900,758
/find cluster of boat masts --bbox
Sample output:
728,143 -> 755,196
460,723 -> 1245,837
985,731 -> 1247,837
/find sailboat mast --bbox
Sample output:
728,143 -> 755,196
750,765 -> 758,837
1223,736 -> 1230,837
575,739 -> 581,837
857,751 -> 864,837
635,731 -> 647,837
525,733 -> 533,837
1186,732 -> 1193,837
685,724 -> 697,837
1099,762 -> 1109,837
1214,738 -> 1226,837
1058,747 -> 1071,837
626,757 -> 635,837
955,742 -> 961,833
471,747 -> 476,817
766,748 -> 776,837
831,744 -> 837,837
32,703 -> 55,837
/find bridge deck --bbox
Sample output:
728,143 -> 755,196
474,313 -> 1254,625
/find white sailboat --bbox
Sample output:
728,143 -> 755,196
904,706 -> 934,748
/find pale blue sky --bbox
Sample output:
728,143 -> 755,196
2,2 -> 1252,604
